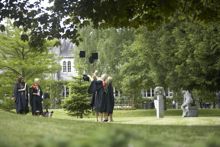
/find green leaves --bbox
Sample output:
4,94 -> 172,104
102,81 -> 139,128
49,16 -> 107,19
62,78 -> 91,118
0,25 -> 60,82
0,0 -> 219,48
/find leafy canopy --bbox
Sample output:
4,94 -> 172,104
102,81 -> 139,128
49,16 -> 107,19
0,0 -> 219,46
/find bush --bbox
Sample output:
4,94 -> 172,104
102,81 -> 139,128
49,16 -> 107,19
0,97 -> 15,111
62,77 -> 91,118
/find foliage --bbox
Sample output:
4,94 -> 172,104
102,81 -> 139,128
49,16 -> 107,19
74,26 -> 135,90
193,89 -> 216,104
41,80 -> 67,108
0,72 -> 14,98
1,0 -> 219,46
118,21 -> 220,99
62,77 -> 91,118
73,20 -> 220,102
0,23 -> 60,82
0,96 -> 14,111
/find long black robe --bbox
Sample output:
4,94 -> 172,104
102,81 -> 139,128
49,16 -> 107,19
43,92 -> 50,111
13,82 -> 29,114
100,89 -> 107,113
106,83 -> 114,114
29,85 -> 43,115
94,80 -> 105,113
88,80 -> 96,108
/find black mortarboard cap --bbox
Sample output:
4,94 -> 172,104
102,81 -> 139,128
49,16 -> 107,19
79,51 -> 85,58
83,74 -> 90,81
92,52 -> 98,60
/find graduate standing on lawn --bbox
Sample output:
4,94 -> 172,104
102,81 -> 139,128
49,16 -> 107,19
30,78 -> 43,115
105,76 -> 114,122
13,76 -> 29,114
93,74 -> 108,122
87,71 -> 98,109
99,74 -> 108,121
43,87 -> 50,113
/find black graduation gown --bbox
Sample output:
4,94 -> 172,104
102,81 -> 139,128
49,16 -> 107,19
106,83 -> 114,114
30,85 -> 43,115
100,83 -> 107,113
13,82 -> 29,114
88,80 -> 96,108
43,92 -> 50,111
94,80 -> 105,113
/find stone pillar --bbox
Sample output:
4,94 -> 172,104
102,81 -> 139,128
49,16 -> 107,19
154,86 -> 165,119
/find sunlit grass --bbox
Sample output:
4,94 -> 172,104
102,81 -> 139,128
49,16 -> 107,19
52,109 -> 220,126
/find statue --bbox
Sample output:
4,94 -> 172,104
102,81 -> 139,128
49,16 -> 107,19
154,86 -> 165,118
181,90 -> 193,117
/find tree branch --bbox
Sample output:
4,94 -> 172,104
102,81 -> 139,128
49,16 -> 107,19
0,66 -> 21,75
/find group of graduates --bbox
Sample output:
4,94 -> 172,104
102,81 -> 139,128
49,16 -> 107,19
87,71 -> 115,122
13,76 -> 50,116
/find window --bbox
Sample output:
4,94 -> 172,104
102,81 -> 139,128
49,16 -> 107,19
142,90 -> 147,97
67,61 -> 71,72
152,89 -> 154,97
63,61 -> 66,72
147,89 -> 151,97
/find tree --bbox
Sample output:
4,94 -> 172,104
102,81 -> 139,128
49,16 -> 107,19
62,77 -> 91,118
0,0 -> 219,46
40,80 -> 68,109
73,26 -> 135,90
0,24 -> 60,82
116,20 -> 220,102
165,21 -> 220,92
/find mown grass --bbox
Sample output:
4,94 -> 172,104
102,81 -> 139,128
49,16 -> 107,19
0,109 -> 220,147
53,108 -> 220,118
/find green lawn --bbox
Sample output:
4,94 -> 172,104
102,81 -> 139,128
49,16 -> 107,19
0,109 -> 220,147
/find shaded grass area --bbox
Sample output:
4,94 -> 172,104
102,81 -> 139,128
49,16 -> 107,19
0,109 -> 220,147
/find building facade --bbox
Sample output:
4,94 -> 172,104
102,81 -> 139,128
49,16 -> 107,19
50,39 -> 77,81
49,39 -> 78,98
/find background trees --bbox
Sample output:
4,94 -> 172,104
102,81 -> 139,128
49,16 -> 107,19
73,26 -> 135,90
0,0 -> 219,107
0,23 -> 60,101
73,20 -> 220,105
0,24 -> 60,80
0,0 -> 219,47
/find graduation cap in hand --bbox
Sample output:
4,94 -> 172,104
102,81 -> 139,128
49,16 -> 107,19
83,74 -> 90,81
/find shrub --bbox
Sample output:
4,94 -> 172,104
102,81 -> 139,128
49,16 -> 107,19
62,77 -> 91,118
0,96 -> 15,111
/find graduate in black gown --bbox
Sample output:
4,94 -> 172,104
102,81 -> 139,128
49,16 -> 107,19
99,74 -> 108,121
88,75 -> 97,109
93,79 -> 103,122
13,76 -> 29,114
29,78 -> 43,115
105,76 -> 115,122
42,87 -> 50,113
92,74 -> 108,122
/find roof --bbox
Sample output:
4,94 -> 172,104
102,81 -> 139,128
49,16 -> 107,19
50,39 -> 75,57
